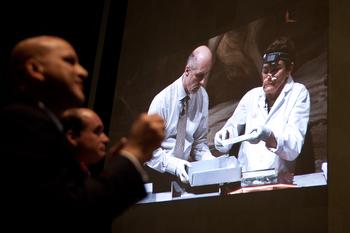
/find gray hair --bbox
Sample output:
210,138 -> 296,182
186,53 -> 198,70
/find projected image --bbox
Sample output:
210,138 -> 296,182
109,0 -> 327,201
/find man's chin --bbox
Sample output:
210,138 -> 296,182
71,93 -> 85,107
190,87 -> 200,93
263,86 -> 274,94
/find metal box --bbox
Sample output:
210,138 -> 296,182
187,155 -> 241,187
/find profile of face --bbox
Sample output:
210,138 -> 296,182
261,60 -> 292,100
73,110 -> 110,165
183,65 -> 210,94
183,46 -> 212,94
31,38 -> 88,107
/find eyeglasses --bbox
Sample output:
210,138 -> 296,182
261,64 -> 282,76
262,63 -> 283,77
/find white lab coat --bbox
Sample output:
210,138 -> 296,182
215,76 -> 310,173
147,77 -> 214,175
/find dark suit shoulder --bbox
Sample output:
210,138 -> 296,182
100,155 -> 147,213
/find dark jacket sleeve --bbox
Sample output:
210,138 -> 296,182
62,155 -> 147,233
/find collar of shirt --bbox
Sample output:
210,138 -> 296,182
37,101 -> 64,132
178,75 -> 191,102
281,75 -> 294,94
259,75 -> 294,102
79,162 -> 91,177
259,75 -> 294,97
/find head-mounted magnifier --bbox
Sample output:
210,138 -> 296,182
262,52 -> 292,66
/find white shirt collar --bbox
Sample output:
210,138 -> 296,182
177,75 -> 190,101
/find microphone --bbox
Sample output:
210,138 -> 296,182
264,99 -> 270,113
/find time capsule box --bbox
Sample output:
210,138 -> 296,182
187,155 -> 241,187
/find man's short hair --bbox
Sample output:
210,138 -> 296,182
61,109 -> 85,136
264,36 -> 296,68
186,53 -> 198,70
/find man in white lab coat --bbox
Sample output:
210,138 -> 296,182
215,37 -> 310,182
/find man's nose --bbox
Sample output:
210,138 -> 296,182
77,64 -> 88,80
267,72 -> 274,78
102,133 -> 110,144
264,73 -> 273,81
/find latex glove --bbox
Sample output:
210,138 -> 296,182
248,126 -> 272,144
214,127 -> 234,153
175,160 -> 192,183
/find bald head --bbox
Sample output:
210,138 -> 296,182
183,45 -> 213,94
11,36 -> 71,74
186,45 -> 213,70
9,35 -> 88,114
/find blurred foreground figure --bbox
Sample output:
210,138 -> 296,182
0,35 -> 164,233
62,108 -> 110,174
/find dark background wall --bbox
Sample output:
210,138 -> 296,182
0,0 -> 103,106
113,186 -> 327,233
328,0 -> 350,231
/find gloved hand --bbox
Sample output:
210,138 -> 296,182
175,160 -> 192,183
214,127 -> 235,153
248,125 -> 272,144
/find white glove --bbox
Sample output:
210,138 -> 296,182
214,127 -> 235,153
248,126 -> 272,144
175,160 -> 192,183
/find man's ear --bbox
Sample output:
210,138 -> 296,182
24,58 -> 45,82
66,129 -> 79,147
287,62 -> 294,73
184,65 -> 191,77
